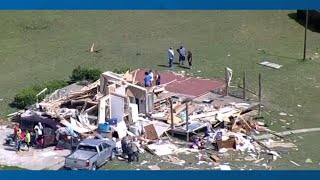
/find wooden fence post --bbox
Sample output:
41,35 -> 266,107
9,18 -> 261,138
243,70 -> 247,100
225,67 -> 229,96
258,73 -> 262,115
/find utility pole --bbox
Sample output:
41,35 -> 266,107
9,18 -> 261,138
303,10 -> 309,61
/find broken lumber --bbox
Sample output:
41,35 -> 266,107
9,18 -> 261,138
90,43 -> 95,53
254,127 -> 320,140
174,104 -> 186,114
189,111 -> 218,120
259,61 -> 283,69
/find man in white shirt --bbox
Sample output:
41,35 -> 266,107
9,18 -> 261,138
168,47 -> 174,69
148,70 -> 154,86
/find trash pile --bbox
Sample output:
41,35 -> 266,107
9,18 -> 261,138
7,69 -> 297,170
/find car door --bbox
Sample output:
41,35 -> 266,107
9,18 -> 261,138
102,142 -> 111,160
97,144 -> 106,166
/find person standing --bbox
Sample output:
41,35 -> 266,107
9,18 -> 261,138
168,47 -> 174,69
13,123 -> 20,146
131,137 -> 139,162
178,45 -> 187,65
187,50 -> 193,69
144,71 -> 151,87
127,140 -> 134,164
34,122 -> 44,149
121,136 -> 129,159
148,70 -> 154,86
16,128 -> 22,152
155,71 -> 161,86
25,130 -> 31,151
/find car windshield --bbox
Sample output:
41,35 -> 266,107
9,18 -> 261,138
77,145 -> 97,152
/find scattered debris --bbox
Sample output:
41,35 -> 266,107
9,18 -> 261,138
279,119 -> 286,123
279,112 -> 287,116
290,160 -> 301,167
0,68 -> 302,170
298,136 -> 304,139
197,161 -> 206,165
305,158 -> 313,164
259,61 -> 283,69
148,165 -> 161,170
140,160 -> 148,165
168,155 -> 185,166
219,165 -> 231,170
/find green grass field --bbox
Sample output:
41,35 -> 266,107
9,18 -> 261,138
0,165 -> 26,170
1,10 -> 320,169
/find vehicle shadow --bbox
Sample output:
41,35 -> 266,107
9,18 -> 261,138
288,13 -> 320,33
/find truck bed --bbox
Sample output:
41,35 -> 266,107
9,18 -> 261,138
67,150 -> 97,161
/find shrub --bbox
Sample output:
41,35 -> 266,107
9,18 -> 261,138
112,67 -> 131,74
69,66 -> 102,83
13,88 -> 38,109
45,80 -> 68,92
12,80 -> 68,109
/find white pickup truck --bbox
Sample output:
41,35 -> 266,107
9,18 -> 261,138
64,139 -> 116,170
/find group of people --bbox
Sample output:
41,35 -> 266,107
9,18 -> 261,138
168,45 -> 193,69
144,69 -> 161,87
13,122 -> 44,152
121,136 -> 140,164
13,124 -> 31,151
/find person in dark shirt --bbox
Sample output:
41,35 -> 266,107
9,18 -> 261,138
127,141 -> 134,164
187,50 -> 193,69
178,45 -> 187,65
155,71 -> 161,85
121,137 -> 129,159
130,137 -> 139,162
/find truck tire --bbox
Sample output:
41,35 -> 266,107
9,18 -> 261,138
110,149 -> 116,161
91,163 -> 97,170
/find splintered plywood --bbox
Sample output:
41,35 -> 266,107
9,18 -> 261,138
144,124 -> 158,140
259,61 -> 283,69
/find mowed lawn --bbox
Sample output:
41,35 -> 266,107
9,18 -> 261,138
1,10 -> 320,169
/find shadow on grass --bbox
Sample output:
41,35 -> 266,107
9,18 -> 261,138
9,102 -> 19,109
157,65 -> 168,68
177,65 -> 191,70
288,13 -> 320,33
157,64 -> 191,70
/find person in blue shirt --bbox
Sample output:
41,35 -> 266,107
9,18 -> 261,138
144,71 -> 151,87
